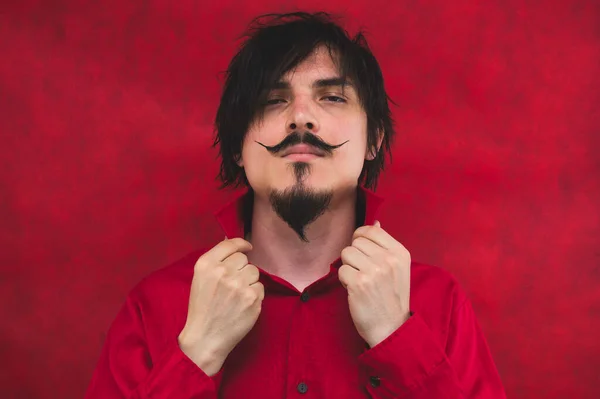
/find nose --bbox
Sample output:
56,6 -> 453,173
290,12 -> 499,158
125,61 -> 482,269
288,121 -> 314,131
286,100 -> 320,133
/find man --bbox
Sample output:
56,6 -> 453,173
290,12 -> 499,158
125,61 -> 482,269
85,12 -> 506,398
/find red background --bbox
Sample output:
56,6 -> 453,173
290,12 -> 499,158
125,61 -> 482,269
1,1 -> 599,398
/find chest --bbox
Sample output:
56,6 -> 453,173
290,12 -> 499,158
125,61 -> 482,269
219,290 -> 374,399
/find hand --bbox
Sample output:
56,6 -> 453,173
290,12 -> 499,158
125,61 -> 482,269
338,221 -> 411,348
178,238 -> 264,375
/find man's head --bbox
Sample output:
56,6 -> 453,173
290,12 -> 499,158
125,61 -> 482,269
213,12 -> 395,240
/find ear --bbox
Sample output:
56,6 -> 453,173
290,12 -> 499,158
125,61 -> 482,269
235,153 -> 244,167
365,129 -> 384,161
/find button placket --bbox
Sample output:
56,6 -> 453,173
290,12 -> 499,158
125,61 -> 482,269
369,376 -> 381,387
286,292 -> 314,397
297,382 -> 308,394
300,291 -> 310,302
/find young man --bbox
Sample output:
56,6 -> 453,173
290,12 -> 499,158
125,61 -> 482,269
85,12 -> 506,399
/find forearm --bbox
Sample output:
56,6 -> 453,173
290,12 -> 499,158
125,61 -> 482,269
358,311 -> 506,399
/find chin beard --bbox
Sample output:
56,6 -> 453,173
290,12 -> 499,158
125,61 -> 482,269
269,167 -> 333,242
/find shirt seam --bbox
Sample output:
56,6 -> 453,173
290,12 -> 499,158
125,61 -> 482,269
448,297 -> 469,331
393,357 -> 447,398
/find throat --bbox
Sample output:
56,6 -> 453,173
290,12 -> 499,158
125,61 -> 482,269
243,188 -> 366,290
247,234 -> 344,292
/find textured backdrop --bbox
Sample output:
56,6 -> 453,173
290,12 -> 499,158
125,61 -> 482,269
1,0 -> 599,398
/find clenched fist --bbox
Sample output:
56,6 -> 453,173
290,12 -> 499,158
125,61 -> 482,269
178,238 -> 264,376
338,221 -> 411,348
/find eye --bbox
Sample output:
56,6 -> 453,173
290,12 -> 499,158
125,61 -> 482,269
265,98 -> 287,105
322,95 -> 347,103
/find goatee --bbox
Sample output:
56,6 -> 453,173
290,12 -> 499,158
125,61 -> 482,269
269,170 -> 333,242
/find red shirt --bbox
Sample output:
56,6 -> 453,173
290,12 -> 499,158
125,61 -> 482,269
85,187 -> 506,398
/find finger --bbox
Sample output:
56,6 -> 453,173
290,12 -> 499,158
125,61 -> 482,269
338,264 -> 358,289
250,281 -> 265,302
222,251 -> 249,270
374,220 -> 381,228
340,245 -> 376,272
210,238 -> 253,262
351,236 -> 382,258
239,264 -> 260,285
352,224 -> 397,250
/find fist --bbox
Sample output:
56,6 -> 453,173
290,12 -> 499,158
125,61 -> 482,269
338,221 -> 411,347
178,238 -> 264,375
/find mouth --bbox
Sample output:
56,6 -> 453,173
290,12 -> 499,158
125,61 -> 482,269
280,144 -> 326,158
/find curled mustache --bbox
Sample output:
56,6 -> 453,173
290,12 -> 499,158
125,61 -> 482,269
255,131 -> 349,155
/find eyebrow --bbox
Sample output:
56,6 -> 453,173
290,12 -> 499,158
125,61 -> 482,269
268,77 -> 353,90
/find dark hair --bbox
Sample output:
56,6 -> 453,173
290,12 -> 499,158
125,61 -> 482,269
212,12 -> 396,190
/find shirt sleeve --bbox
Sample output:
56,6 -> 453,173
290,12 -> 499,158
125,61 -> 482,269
357,300 -> 507,399
84,293 -> 223,399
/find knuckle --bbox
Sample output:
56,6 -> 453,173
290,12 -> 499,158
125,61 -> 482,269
253,283 -> 265,301
231,252 -> 247,266
361,226 -> 374,235
374,265 -> 390,279
254,282 -> 265,294
341,246 -> 353,258
212,265 -> 226,279
384,254 -> 398,267
355,273 -> 369,288
229,237 -> 243,247
219,239 -> 233,250
394,242 -> 410,256
232,237 -> 249,249
194,258 -> 205,271
194,256 -> 211,272
356,225 -> 368,234
226,277 -> 243,291
245,264 -> 258,276
242,289 -> 256,304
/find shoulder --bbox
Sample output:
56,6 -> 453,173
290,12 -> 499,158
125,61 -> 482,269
410,260 -> 465,299
409,260 -> 470,331
107,248 -> 209,350
128,248 -> 209,305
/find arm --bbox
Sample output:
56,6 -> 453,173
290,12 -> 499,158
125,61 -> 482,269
358,301 -> 507,399
84,294 -> 223,399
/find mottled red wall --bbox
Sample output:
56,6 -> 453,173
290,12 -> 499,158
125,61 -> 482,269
1,0 -> 599,398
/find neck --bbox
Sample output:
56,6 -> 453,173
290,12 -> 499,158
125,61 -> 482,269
246,189 -> 361,292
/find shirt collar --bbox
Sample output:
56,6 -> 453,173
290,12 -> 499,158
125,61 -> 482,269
213,186 -> 385,239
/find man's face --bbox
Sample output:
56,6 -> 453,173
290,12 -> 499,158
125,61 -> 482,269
239,46 -> 373,200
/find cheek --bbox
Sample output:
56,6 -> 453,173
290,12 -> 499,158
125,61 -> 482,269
339,119 -> 369,158
338,147 -> 367,177
334,126 -> 369,178
239,127 -> 267,166
239,136 -> 282,188
240,145 -> 263,177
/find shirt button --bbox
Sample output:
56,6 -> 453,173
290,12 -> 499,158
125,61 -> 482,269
300,292 -> 310,302
369,376 -> 381,387
297,382 -> 308,394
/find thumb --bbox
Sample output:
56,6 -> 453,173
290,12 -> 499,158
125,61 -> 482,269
374,220 -> 381,228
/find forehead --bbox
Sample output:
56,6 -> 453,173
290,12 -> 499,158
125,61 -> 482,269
279,46 -> 341,84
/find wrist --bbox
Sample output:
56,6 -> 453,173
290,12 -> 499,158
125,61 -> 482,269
178,331 -> 227,376
365,312 -> 411,348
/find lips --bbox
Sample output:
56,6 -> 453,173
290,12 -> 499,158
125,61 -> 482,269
280,144 -> 326,157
